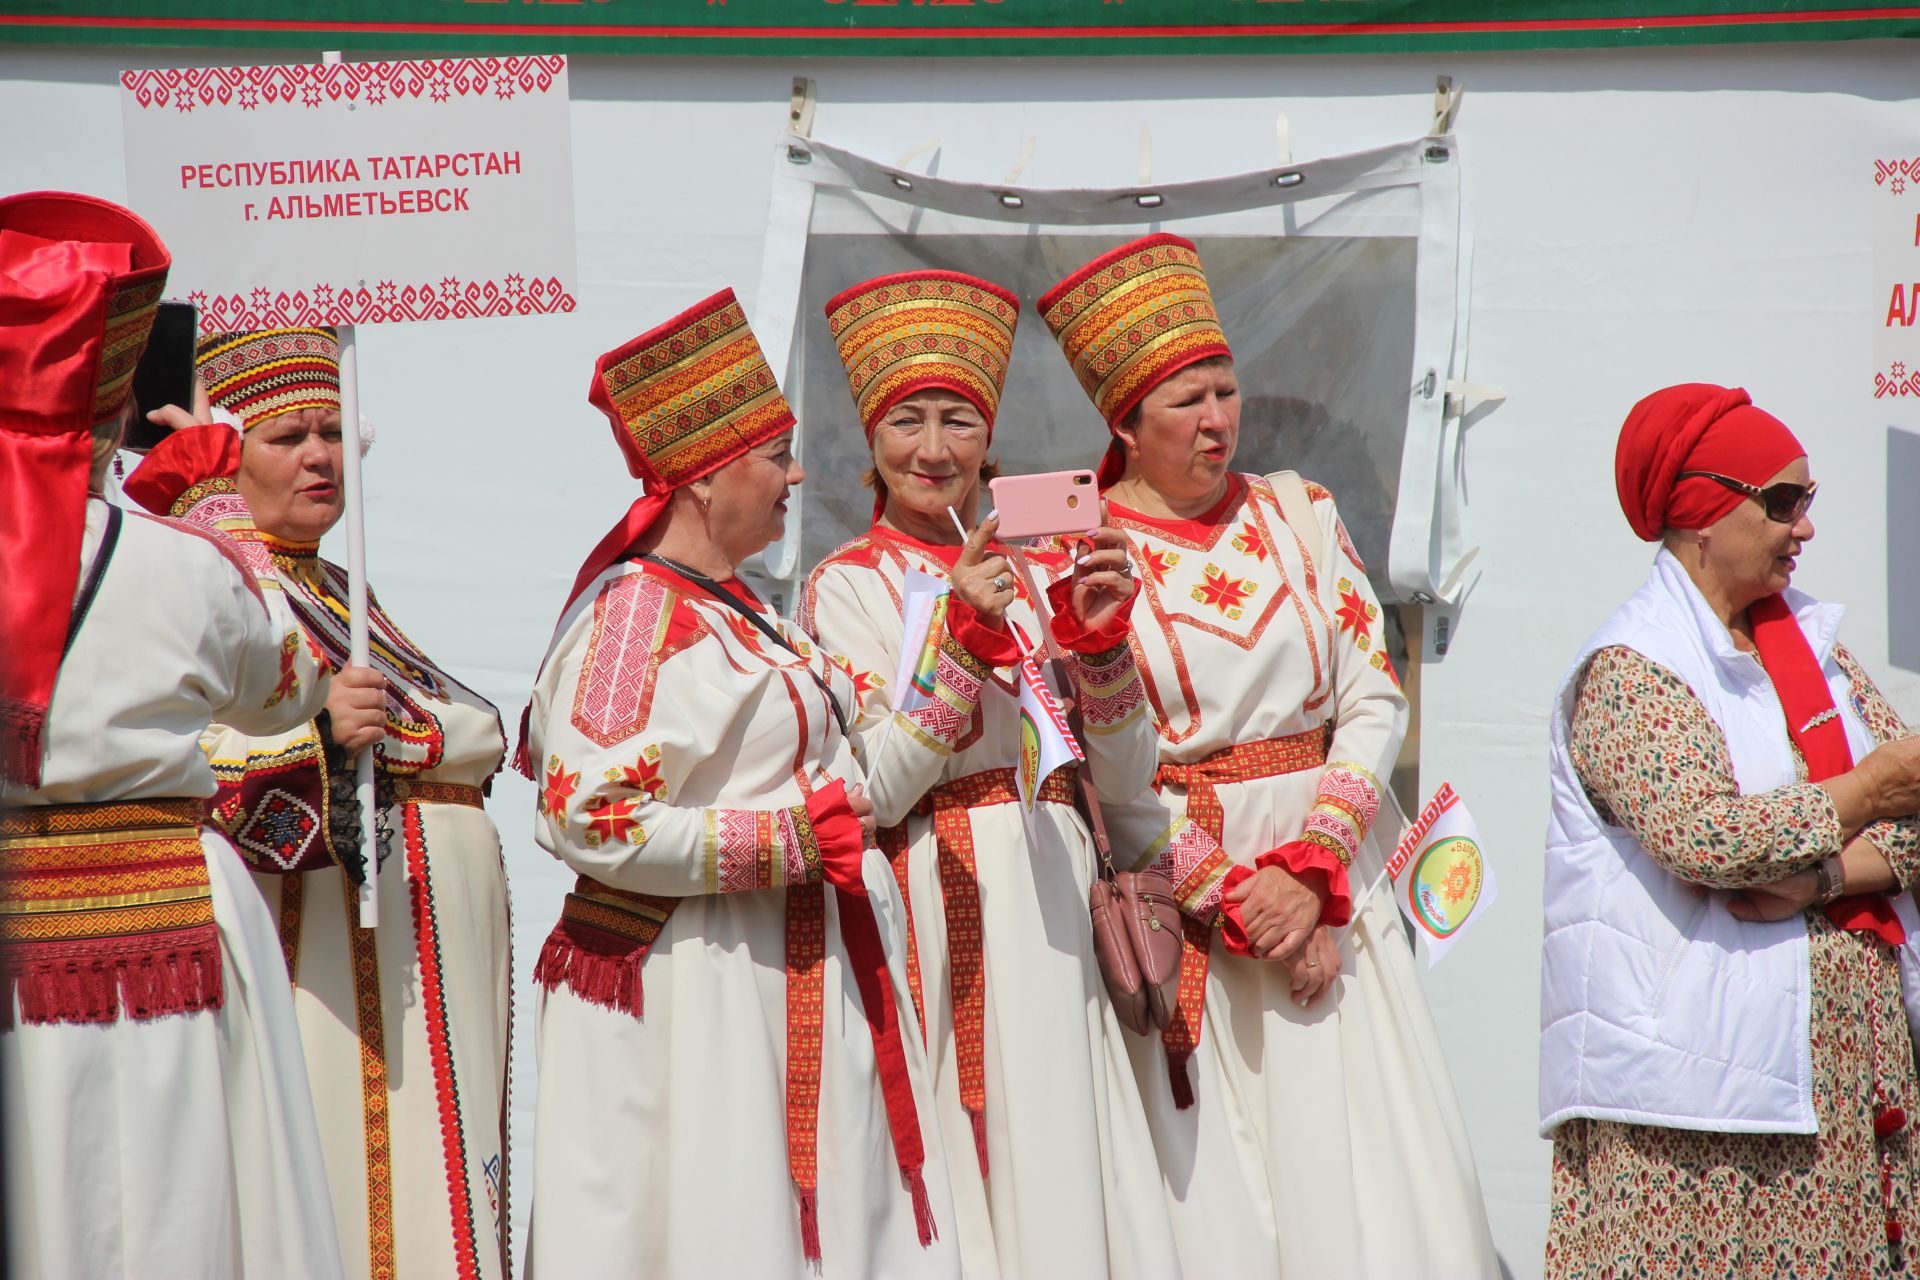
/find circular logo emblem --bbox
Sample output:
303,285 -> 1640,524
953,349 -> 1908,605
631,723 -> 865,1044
1409,836 -> 1485,938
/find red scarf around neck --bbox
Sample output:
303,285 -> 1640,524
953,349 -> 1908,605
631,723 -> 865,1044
1748,593 -> 1904,946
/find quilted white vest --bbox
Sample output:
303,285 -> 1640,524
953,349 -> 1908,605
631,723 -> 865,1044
1539,549 -> 1920,1136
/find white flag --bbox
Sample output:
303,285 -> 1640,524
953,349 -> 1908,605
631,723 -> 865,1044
891,570 -> 949,717
1385,783 -> 1498,968
1014,651 -> 1082,843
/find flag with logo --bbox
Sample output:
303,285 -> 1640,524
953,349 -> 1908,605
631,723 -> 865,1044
1014,650 -> 1081,843
891,570 -> 949,716
1385,783 -> 1498,968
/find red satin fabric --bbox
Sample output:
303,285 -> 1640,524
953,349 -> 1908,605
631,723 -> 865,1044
121,424 -> 243,515
1748,593 -> 1905,946
0,232 -> 128,786
1614,383 -> 1806,542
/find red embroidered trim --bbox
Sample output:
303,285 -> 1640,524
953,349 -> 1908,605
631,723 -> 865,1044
276,871 -> 306,985
121,57 -> 567,112
784,881 -> 828,1263
402,805 -> 482,1280
343,876 -> 397,1279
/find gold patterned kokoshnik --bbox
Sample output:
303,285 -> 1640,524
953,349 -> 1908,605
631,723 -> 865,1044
825,270 -> 1019,437
196,326 -> 342,429
589,288 -> 796,489
1039,232 -> 1231,426
0,798 -> 220,1028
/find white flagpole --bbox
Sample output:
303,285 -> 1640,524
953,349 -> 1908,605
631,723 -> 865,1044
324,48 -> 379,928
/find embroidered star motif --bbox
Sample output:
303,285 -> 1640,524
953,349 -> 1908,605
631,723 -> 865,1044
1139,546 -> 1179,587
541,756 -> 580,824
828,653 -> 882,702
607,747 -> 668,801
1335,578 -> 1378,641
1371,650 -> 1401,687
723,611 -> 765,653
1192,565 -> 1256,620
583,797 -> 641,847
1231,520 -> 1268,562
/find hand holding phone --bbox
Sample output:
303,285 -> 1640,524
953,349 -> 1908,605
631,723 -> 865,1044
987,469 -> 1099,541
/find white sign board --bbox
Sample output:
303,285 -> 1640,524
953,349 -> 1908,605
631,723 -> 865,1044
1876,154 -> 1920,412
121,56 -> 576,331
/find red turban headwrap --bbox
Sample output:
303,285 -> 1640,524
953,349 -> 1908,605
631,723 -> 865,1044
1614,383 -> 1806,542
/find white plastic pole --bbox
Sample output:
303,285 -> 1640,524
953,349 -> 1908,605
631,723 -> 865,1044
324,49 -> 379,929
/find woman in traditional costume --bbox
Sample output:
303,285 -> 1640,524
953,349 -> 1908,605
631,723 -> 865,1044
126,326 -> 513,1280
1038,232 -> 1498,1277
0,192 -> 343,1279
797,269 -> 1182,1279
1542,383 -> 1920,1279
521,288 -> 960,1279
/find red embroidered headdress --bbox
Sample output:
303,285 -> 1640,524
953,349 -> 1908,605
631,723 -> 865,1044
196,326 -> 340,429
1039,232 -> 1232,486
0,191 -> 170,787
825,269 -> 1018,440
516,289 -> 798,777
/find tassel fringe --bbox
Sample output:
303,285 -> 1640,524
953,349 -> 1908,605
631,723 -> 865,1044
531,929 -> 644,1017
0,699 -> 46,789
1167,1053 -> 1196,1110
797,1189 -> 822,1268
4,942 -> 223,1031
511,704 -> 534,779
906,1168 -> 937,1248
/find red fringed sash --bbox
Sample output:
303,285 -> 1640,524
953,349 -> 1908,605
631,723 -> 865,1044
0,798 -> 221,1029
1748,594 -> 1904,946
1153,727 -> 1331,1107
916,765 -> 1078,1177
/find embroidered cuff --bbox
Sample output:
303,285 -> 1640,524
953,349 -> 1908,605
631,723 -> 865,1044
1044,575 -> 1136,655
1137,817 -> 1232,923
896,625 -> 993,754
945,596 -> 1021,667
1062,640 -> 1146,734
804,779 -> 867,895
1298,763 -> 1383,870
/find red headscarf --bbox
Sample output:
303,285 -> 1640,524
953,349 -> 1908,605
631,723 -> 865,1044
1614,383 -> 1806,541
0,193 -> 170,788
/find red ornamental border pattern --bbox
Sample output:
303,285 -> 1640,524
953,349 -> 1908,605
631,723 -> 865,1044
1876,361 -> 1920,399
121,56 -> 566,113
1875,156 -> 1920,196
186,275 -> 575,331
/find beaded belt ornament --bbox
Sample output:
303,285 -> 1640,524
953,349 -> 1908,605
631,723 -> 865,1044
0,798 -> 220,1028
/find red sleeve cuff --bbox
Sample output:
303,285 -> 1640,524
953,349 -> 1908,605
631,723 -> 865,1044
944,596 -> 1020,667
1218,863 -> 1258,956
1258,840 -> 1353,929
805,779 -> 868,895
1044,576 -> 1136,655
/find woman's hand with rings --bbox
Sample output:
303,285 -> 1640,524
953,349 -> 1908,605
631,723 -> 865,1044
1066,501 -> 1138,634
950,515 -> 1017,622
1281,927 -> 1340,1007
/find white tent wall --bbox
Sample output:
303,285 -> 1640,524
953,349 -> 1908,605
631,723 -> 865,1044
6,42 -> 1916,1278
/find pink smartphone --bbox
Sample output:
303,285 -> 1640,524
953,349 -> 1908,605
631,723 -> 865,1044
988,469 -> 1100,540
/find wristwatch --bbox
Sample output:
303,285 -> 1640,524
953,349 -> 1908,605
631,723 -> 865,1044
1812,855 -> 1847,907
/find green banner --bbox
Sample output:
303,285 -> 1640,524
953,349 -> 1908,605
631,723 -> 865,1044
2,0 -> 1917,57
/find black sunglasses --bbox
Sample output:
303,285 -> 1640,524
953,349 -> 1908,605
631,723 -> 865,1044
1677,471 -> 1818,524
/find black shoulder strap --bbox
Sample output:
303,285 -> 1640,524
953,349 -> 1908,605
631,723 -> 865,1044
637,553 -> 851,739
62,503 -> 123,662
